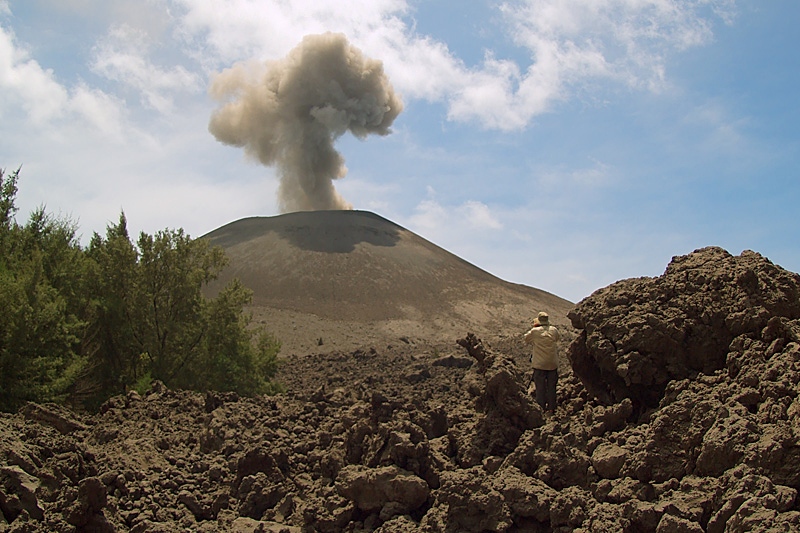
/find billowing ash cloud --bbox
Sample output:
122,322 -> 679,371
208,32 -> 403,212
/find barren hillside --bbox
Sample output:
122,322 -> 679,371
202,211 -> 573,355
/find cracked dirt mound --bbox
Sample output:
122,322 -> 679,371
2,246 -> 800,532
201,210 -> 573,354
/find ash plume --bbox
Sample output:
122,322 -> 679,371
208,33 -> 403,212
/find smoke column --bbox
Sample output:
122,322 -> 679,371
208,33 -> 403,212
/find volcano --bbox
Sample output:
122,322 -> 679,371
201,210 -> 572,354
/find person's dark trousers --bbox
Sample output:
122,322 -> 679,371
533,368 -> 558,411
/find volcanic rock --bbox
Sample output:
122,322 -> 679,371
2,245 -> 800,532
567,246 -> 800,409
334,465 -> 429,515
590,443 -> 628,480
0,465 -> 43,522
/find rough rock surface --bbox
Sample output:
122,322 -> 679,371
2,246 -> 800,532
568,246 -> 800,409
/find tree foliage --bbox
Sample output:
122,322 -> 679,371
0,168 -> 281,412
82,215 -> 281,405
0,168 -> 87,410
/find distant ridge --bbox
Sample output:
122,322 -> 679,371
201,210 -> 572,353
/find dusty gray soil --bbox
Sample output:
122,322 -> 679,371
202,211 -> 574,355
2,229 -> 800,531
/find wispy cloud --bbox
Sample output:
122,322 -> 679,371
464,200 -> 504,230
68,82 -> 127,139
0,25 -> 69,122
537,158 -> 614,188
170,0 -> 735,131
447,0 -> 739,129
682,100 -> 750,154
173,0 -> 412,63
0,24 -> 126,135
408,188 -> 504,240
91,24 -> 201,114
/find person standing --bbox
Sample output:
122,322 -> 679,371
524,311 -> 561,413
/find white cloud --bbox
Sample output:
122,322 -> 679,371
444,0 -> 739,128
2,0 -> 739,144
0,24 -> 128,135
0,25 -> 69,122
31,0 -> 173,37
173,0 -> 410,63
537,158 -> 614,188
447,54 -> 530,130
171,0 -> 468,109
464,200 -> 503,230
69,83 -> 127,139
168,0 -> 735,132
408,190 -> 504,241
168,1 -> 479,123
362,29 -> 466,102
408,195 -> 448,234
91,24 -> 202,114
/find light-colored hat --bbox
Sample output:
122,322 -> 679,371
537,311 -> 549,324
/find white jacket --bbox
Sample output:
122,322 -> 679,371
524,324 -> 561,371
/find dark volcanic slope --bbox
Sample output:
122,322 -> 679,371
202,210 -> 572,352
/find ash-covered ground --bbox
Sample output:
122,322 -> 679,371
2,246 -> 800,532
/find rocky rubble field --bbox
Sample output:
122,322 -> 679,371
2,246 -> 800,532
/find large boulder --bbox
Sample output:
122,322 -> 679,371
335,465 -> 429,515
591,443 -> 628,480
567,247 -> 800,408
0,465 -> 44,522
422,466 -> 557,532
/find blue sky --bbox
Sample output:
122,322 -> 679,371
1,0 -> 798,303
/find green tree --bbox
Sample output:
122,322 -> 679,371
0,168 -> 87,411
83,214 -> 281,404
82,213 -> 143,398
198,278 -> 281,395
0,167 -> 281,411
134,227 -> 226,384
0,167 -> 19,250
